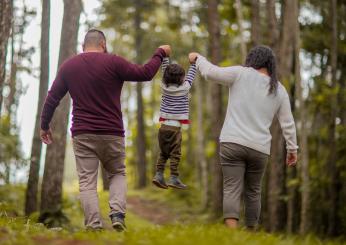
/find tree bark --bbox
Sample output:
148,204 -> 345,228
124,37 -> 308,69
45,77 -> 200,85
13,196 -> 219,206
266,0 -> 278,48
207,0 -> 223,218
134,0 -> 147,188
250,0 -> 260,46
327,0 -> 338,236
196,78 -> 208,209
293,0 -> 310,234
0,0 -> 13,115
234,0 -> 247,62
25,0 -> 50,216
40,0 -> 82,223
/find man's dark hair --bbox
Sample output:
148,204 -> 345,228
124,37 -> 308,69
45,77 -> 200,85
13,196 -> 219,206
163,64 -> 185,86
245,45 -> 278,95
84,29 -> 106,48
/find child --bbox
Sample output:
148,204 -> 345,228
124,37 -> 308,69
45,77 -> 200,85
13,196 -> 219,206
152,55 -> 197,189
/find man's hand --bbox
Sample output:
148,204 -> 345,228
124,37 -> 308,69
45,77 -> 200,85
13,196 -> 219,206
189,52 -> 199,64
159,45 -> 171,57
286,151 -> 297,167
40,129 -> 53,144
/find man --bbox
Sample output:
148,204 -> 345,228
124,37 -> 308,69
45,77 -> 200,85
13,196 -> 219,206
40,29 -> 171,231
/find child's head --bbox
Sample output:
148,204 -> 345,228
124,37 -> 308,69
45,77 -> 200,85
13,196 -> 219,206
163,64 -> 185,86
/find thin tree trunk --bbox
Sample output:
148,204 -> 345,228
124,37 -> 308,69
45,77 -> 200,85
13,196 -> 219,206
25,0 -> 50,216
293,0 -> 310,234
134,0 -> 147,188
251,0 -> 260,46
40,0 -> 82,224
0,0 -> 13,115
266,0 -> 278,48
207,0 -> 223,218
196,78 -> 208,209
327,0 -> 338,236
234,0 -> 247,62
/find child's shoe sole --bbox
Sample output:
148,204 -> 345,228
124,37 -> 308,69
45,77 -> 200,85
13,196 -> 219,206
168,184 -> 187,190
152,180 -> 168,189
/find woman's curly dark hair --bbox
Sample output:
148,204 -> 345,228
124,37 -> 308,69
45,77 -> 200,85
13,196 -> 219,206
245,45 -> 278,95
163,64 -> 185,86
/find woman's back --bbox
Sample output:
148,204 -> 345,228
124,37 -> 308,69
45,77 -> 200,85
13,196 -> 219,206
196,56 -> 298,155
222,66 -> 287,154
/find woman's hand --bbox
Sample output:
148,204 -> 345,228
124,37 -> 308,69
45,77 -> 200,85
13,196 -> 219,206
286,152 -> 297,167
189,52 -> 199,64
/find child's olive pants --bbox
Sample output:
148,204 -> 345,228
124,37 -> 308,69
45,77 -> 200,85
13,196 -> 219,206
156,124 -> 182,176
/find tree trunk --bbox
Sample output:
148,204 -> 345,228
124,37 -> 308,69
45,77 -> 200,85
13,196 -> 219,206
266,0 -> 278,48
207,0 -> 223,218
40,0 -> 82,226
134,0 -> 147,188
250,0 -> 260,46
327,0 -> 338,236
266,0 -> 296,232
234,0 -> 247,62
196,78 -> 208,209
0,0 -> 13,115
25,0 -> 50,216
293,0 -> 310,234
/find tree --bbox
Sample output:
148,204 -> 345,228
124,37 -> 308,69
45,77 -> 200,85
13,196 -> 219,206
250,0 -> 260,46
207,0 -> 223,218
234,0 -> 247,62
0,0 -> 13,115
134,0 -> 147,188
292,0 -> 310,234
25,0 -> 50,216
327,0 -> 338,236
39,0 -> 82,226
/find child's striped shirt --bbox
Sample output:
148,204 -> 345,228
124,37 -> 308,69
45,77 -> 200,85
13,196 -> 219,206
159,57 -> 196,122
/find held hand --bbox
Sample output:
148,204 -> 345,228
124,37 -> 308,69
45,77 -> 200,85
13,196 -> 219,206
286,152 -> 297,167
189,52 -> 199,64
159,45 -> 171,57
40,129 -> 53,144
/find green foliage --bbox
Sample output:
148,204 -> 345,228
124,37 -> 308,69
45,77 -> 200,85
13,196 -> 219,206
0,116 -> 24,183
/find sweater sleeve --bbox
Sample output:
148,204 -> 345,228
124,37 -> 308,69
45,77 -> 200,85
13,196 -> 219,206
184,63 -> 197,87
277,90 -> 299,152
115,48 -> 166,82
162,57 -> 169,74
40,70 -> 68,130
196,55 -> 243,86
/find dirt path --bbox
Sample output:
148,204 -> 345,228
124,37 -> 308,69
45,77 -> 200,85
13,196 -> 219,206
127,196 -> 176,225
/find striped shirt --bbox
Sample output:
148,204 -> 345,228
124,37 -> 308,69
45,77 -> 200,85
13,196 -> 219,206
159,57 -> 196,121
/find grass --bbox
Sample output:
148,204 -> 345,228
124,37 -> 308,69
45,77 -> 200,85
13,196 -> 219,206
0,184 -> 345,245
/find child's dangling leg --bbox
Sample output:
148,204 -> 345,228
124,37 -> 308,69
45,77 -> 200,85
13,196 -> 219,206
167,127 -> 187,189
153,126 -> 169,189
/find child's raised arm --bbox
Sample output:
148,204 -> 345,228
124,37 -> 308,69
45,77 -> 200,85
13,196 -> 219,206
162,57 -> 170,74
185,62 -> 197,87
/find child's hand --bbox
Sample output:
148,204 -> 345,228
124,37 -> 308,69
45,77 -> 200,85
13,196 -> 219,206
159,45 -> 171,57
189,52 -> 199,64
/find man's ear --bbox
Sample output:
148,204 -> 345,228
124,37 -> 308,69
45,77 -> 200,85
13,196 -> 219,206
101,41 -> 107,53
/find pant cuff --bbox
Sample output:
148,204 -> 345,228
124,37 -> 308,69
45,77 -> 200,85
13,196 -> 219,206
223,213 -> 240,220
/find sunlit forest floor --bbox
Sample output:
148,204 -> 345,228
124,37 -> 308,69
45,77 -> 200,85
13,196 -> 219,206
0,185 -> 345,245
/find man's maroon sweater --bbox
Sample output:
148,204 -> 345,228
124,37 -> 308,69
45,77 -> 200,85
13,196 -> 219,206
40,48 -> 166,137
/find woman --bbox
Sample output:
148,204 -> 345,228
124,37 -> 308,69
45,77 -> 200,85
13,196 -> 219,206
189,46 -> 298,229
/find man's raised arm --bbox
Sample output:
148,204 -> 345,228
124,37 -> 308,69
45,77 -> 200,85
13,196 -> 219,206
116,45 -> 171,82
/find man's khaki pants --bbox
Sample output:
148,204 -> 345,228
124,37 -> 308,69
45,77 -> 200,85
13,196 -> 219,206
72,134 -> 126,228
